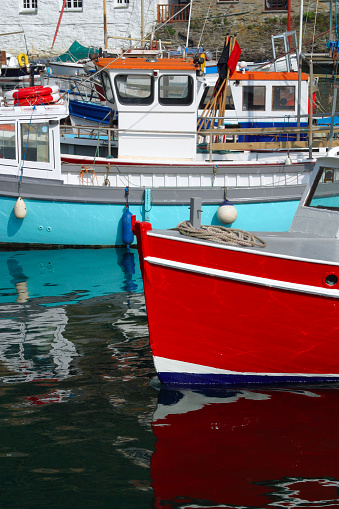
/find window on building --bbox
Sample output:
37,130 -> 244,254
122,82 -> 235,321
0,124 -> 16,160
64,0 -> 83,11
265,0 -> 287,11
159,75 -> 194,106
21,0 -> 37,12
243,86 -> 266,111
115,74 -> 154,105
114,0 -> 129,7
272,86 -> 295,110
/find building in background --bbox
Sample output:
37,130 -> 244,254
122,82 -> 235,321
0,0 -> 159,58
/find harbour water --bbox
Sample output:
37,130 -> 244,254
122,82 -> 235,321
1,247 -> 339,508
0,247 -> 156,508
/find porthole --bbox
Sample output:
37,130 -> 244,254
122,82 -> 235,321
325,274 -> 338,286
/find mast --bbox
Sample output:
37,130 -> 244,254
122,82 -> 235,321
288,0 -> 291,49
103,0 -> 107,49
297,0 -> 304,137
186,0 -> 193,56
141,0 -> 145,46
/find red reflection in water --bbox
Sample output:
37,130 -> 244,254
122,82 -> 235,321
151,388 -> 339,508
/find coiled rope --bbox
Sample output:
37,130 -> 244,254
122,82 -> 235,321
176,221 -> 267,248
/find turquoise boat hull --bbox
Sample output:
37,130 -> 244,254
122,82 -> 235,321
1,194 -> 300,247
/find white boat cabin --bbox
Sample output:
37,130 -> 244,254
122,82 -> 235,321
97,57 -> 201,162
0,102 -> 68,180
200,70 -> 310,129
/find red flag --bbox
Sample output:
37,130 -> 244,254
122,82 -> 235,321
227,40 -> 241,75
52,0 -> 67,48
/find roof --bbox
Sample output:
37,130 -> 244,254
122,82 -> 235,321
230,71 -> 309,81
96,57 -> 199,71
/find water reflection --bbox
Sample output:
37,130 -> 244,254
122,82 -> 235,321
151,386 -> 339,508
0,247 -> 143,305
0,248 -> 143,385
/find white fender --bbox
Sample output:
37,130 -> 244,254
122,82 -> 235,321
217,200 -> 238,224
14,196 -> 27,219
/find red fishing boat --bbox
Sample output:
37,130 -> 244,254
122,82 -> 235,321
133,151 -> 339,386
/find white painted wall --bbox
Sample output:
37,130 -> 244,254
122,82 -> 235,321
0,0 -> 158,58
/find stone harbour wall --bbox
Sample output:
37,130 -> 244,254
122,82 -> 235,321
157,0 -> 332,62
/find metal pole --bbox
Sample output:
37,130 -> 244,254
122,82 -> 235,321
330,0 -> 333,44
288,0 -> 291,50
309,58 -> 313,159
103,0 -> 107,49
141,0 -> 145,46
297,0 -> 304,139
186,0 -> 193,54
328,86 -> 338,151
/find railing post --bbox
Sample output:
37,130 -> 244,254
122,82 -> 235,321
108,128 -> 111,158
309,58 -> 313,159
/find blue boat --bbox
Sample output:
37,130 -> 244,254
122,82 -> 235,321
69,99 -> 114,126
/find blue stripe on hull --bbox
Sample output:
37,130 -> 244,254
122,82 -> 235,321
238,122 -> 309,143
0,196 -> 300,246
158,372 -> 339,387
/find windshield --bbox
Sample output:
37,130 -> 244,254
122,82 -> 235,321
306,166 -> 339,211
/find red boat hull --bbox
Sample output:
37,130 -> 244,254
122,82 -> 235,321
134,221 -> 339,385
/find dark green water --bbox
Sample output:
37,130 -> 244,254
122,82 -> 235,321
0,248 -> 157,509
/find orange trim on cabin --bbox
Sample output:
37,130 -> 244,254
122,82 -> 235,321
96,57 -> 199,71
231,71 -> 309,81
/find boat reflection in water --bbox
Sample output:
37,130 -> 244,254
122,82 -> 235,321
0,248 -> 142,385
151,387 -> 339,508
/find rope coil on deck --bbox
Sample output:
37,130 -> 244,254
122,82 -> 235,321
176,221 -> 267,248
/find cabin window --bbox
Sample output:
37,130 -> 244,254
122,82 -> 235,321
101,71 -> 115,104
199,85 -> 234,110
159,75 -> 193,106
21,122 -> 49,163
305,167 -> 339,211
272,86 -> 295,110
0,123 -> 16,160
114,74 -> 154,105
243,86 -> 266,111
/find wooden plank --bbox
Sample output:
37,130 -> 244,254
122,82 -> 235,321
207,139 -> 339,151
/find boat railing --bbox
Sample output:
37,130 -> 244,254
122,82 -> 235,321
60,120 -> 339,161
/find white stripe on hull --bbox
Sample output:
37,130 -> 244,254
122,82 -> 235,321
145,256 -> 339,298
154,356 -> 339,378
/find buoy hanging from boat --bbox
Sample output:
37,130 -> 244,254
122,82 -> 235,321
122,206 -> 134,246
217,190 -> 237,225
14,196 -> 27,219
122,187 -> 134,246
